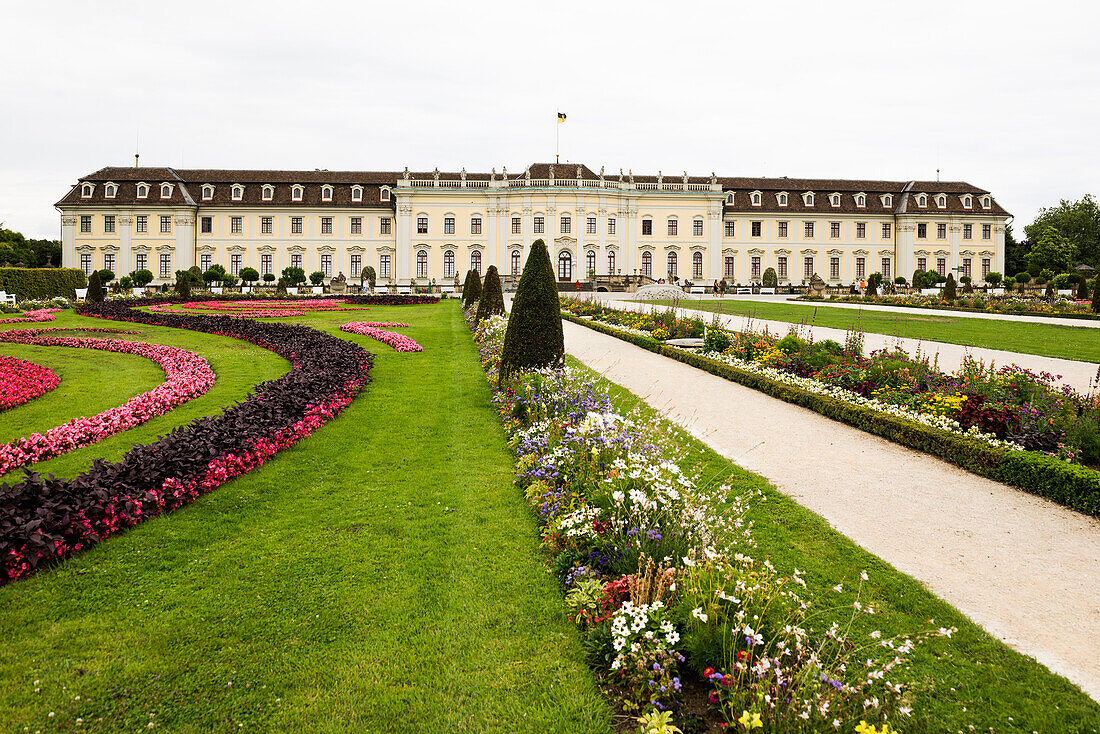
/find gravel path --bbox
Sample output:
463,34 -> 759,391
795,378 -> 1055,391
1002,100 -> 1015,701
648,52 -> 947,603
563,318 -> 1100,701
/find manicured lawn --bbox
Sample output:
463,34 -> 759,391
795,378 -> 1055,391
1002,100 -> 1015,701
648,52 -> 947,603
0,302 -> 610,733
644,298 -> 1100,363
573,356 -> 1100,731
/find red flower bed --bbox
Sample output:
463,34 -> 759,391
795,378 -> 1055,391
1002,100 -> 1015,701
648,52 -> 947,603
0,308 -> 60,324
0,329 -> 215,475
339,321 -> 422,352
148,300 -> 371,318
0,355 -> 60,411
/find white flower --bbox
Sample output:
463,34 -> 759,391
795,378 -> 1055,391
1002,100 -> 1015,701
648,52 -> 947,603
691,607 -> 709,624
860,570 -> 869,581
869,630 -> 881,639
938,627 -> 954,638
744,625 -> 763,646
832,584 -> 843,593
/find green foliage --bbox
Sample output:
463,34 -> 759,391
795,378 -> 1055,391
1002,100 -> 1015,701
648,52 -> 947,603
275,277 -> 288,295
761,267 -> 777,288
1037,268 -> 1055,284
894,275 -> 907,285
1004,223 -> 1028,276
1024,194 -> 1100,269
97,269 -> 115,283
239,267 -> 259,284
281,266 -> 306,285
0,267 -> 86,300
1003,277 -> 1016,290
362,265 -> 376,289
0,228 -> 62,267
130,269 -> 154,287
222,273 -> 239,288
1014,272 -> 1031,285
500,240 -> 564,378
174,271 -> 192,297
984,271 -> 1002,286
461,269 -> 482,308
119,275 -> 133,290
474,265 -> 506,323
1093,277 -> 1100,313
866,271 -> 882,296
85,269 -> 104,303
1027,228 -> 1077,272
263,272 -> 276,283
1078,275 -> 1090,301
309,270 -> 326,286
202,265 -> 227,284
944,273 -> 957,300
1052,273 -> 1075,290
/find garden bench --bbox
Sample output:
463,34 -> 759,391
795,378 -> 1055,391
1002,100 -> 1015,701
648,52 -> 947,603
312,286 -> 324,295
441,286 -> 455,294
396,285 -> 412,294
210,286 -> 223,294
920,288 -> 940,295
0,290 -> 15,306
736,287 -> 752,294
74,288 -> 88,301
691,286 -> 707,294
759,287 -> 776,294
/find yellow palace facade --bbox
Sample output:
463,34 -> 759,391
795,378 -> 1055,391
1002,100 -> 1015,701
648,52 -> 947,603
58,163 -> 1010,287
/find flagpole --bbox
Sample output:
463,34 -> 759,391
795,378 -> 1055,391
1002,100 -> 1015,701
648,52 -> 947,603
556,114 -> 559,164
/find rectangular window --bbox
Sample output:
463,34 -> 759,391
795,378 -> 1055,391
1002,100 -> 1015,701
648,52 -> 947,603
751,221 -> 762,237
982,224 -> 992,240
417,216 -> 428,234
667,219 -> 678,236
444,217 -> 455,235
262,216 -> 273,234
201,216 -> 213,234
607,217 -> 615,235
937,223 -> 947,239
321,254 -> 331,277
803,256 -> 814,280
80,215 -> 91,233
104,215 -> 115,234
693,219 -> 703,237
351,254 -> 361,277
937,257 -> 946,277
982,258 -> 990,279
804,221 -> 814,238
725,221 -> 736,238
917,223 -> 927,239
136,253 -> 147,271
963,258 -> 971,279
291,217 -> 303,234
350,217 -> 361,235
963,223 -> 973,239
512,217 -> 522,234
160,215 -> 172,234
136,215 -> 148,233
724,256 -> 735,279
231,254 -> 242,275
856,257 -> 865,280
231,216 -> 243,234
559,216 -> 570,234
881,258 -> 891,280
642,219 -> 652,236
80,253 -> 91,274
261,254 -> 272,275
882,223 -> 891,239
159,253 -> 172,278
917,257 -> 927,272
830,256 -> 840,280
380,218 -> 391,235
534,216 -> 545,234
778,221 -> 788,238
321,217 -> 333,235
200,254 -> 211,272
379,254 -> 391,279
471,217 -> 482,235
291,254 -> 302,270
856,222 -> 866,239
777,256 -> 787,280
587,216 -> 597,235
104,253 -> 115,274
830,222 -> 841,238
751,256 -> 761,280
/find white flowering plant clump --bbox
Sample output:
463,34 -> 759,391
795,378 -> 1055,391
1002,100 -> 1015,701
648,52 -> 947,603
608,599 -> 686,713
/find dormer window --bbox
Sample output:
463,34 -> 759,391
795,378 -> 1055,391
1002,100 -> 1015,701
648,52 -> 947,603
160,183 -> 173,199
936,194 -> 947,208
202,185 -> 214,201
351,185 -> 363,202
321,185 -> 333,202
917,194 -> 927,208
982,196 -> 991,209
137,183 -> 149,199
881,194 -> 892,208
830,193 -> 841,207
725,192 -> 734,204
751,191 -> 762,206
80,183 -> 94,198
292,185 -> 303,201
231,185 -> 244,201
803,192 -> 815,206
855,193 -> 866,208
105,183 -> 117,199
380,187 -> 391,202
962,195 -> 972,209
777,192 -> 788,206
262,185 -> 274,201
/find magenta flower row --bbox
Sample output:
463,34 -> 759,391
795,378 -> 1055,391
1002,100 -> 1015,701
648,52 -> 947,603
0,330 -> 215,475
339,322 -> 422,352
148,300 -> 371,318
0,308 -> 61,324
0,355 -> 60,412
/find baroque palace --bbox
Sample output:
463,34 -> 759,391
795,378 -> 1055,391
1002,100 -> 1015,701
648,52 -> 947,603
57,163 -> 1009,288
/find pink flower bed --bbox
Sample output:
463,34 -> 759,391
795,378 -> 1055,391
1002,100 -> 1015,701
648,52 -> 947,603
0,308 -> 61,324
147,300 -> 370,318
339,322 -> 422,352
0,329 -> 216,474
0,355 -> 60,411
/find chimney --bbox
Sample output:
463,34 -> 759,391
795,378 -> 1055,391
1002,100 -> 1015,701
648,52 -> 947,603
135,153 -> 140,168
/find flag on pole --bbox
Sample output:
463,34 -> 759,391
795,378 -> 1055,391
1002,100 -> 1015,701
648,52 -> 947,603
557,112 -> 567,123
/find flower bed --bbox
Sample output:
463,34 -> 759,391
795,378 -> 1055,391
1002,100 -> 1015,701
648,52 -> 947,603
798,293 -> 1100,320
0,330 -> 216,475
0,355 -> 60,411
339,322 -> 422,352
559,304 -> 1100,516
0,308 -> 61,324
147,299 -> 373,318
469,312 -> 946,731
0,295 -> 428,582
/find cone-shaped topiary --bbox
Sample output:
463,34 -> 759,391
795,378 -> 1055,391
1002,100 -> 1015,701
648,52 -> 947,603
500,240 -> 564,378
475,265 -> 506,323
943,273 -> 957,301
461,269 -> 482,308
85,269 -> 104,303
174,271 -> 191,298
275,277 -> 288,295
1092,278 -> 1100,313
1077,275 -> 1090,301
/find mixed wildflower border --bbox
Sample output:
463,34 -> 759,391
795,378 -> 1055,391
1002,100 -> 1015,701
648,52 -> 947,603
799,293 -> 1100,320
560,311 -> 1100,517
0,354 -> 60,412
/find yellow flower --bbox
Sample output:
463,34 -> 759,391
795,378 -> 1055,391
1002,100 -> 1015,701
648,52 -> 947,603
738,710 -> 763,729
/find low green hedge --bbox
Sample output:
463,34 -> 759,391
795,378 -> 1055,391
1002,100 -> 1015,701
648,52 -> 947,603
562,312 -> 1100,516
0,268 -> 87,301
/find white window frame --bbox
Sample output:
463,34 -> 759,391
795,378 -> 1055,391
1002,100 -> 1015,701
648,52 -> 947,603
777,192 -> 788,206
380,187 -> 391,202
80,183 -> 93,198
202,185 -> 214,201
232,184 -> 244,201
137,183 -> 149,199
292,185 -> 303,201
321,185 -> 333,202
160,183 -> 173,199
803,192 -> 815,207
855,193 -> 866,208
937,195 -> 947,208
105,183 -> 117,199
351,185 -> 363,202
830,193 -> 841,207
262,185 -> 274,201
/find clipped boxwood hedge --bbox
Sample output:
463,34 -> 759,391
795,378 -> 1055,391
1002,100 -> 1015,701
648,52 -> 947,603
562,312 -> 1100,516
0,267 -> 86,301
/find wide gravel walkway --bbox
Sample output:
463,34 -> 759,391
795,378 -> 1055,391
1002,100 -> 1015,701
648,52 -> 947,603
563,318 -> 1100,701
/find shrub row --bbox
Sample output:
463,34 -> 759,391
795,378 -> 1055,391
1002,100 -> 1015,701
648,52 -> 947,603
0,268 -> 86,301
0,296 -> 383,583
562,313 -> 1100,516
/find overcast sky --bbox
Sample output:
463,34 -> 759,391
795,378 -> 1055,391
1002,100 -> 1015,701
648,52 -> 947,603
2,0 -> 1097,240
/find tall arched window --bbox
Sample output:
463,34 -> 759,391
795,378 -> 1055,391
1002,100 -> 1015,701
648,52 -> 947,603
470,251 -> 482,274
692,251 -> 703,279
558,250 -> 572,280
416,251 -> 428,279
607,250 -> 616,275
641,251 -> 652,277
586,250 -> 596,277
667,251 -> 678,279
443,250 -> 455,278
511,250 -> 521,275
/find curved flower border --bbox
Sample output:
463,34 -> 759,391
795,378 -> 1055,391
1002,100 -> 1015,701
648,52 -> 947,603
0,355 -> 60,412
340,322 -> 423,352
0,308 -> 61,324
148,300 -> 372,318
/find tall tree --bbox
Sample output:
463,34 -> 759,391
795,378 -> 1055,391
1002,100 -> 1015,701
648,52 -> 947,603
1024,195 -> 1100,269
1026,228 -> 1077,273
1003,224 -> 1029,277
474,265 -> 506,323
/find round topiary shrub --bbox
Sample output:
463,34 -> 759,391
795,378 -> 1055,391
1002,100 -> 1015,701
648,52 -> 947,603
500,239 -> 563,379
475,265 -> 506,323
362,265 -> 376,290
461,269 -> 482,308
